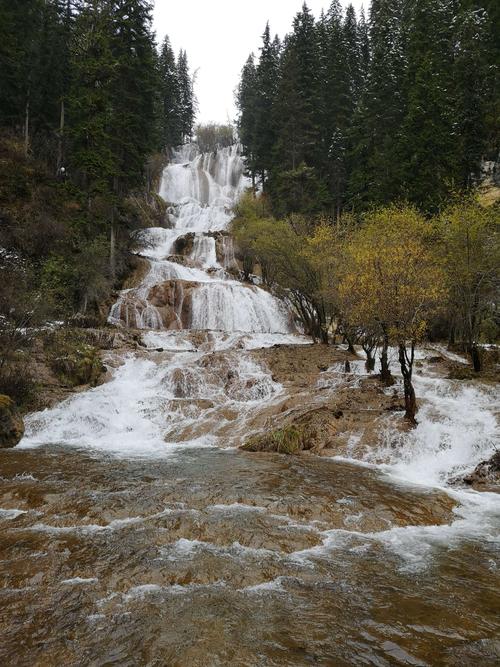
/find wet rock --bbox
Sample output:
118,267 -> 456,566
173,233 -> 195,257
168,367 -> 203,398
462,451 -> 500,490
443,639 -> 500,666
0,395 -> 25,448
167,254 -> 197,268
427,355 -> 445,364
242,407 -> 340,455
147,280 -> 197,329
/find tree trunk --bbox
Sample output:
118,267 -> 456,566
110,210 -> 116,279
403,375 -> 417,424
379,333 -> 393,385
365,351 -> 375,372
24,98 -> 30,158
321,327 -> 329,345
448,324 -> 455,347
345,336 -> 356,354
399,343 -> 417,425
57,99 -> 65,173
470,344 -> 481,372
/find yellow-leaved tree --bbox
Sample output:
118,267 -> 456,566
438,203 -> 499,372
339,206 -> 446,423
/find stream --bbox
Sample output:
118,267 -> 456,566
1,145 -> 499,666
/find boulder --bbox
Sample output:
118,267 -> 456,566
147,280 -> 197,329
173,233 -> 195,257
463,451 -> 500,489
0,395 -> 25,449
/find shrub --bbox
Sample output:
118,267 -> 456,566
45,330 -> 104,388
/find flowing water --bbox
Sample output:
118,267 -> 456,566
1,146 -> 499,667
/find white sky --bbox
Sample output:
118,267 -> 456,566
153,0 -> 369,124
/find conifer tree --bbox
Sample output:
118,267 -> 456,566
254,24 -> 280,186
109,0 -> 158,193
399,0 -> 457,211
343,4 -> 362,104
453,5 -> 491,186
68,0 -> 116,196
0,0 -> 44,152
357,7 -> 370,83
158,35 -> 182,149
177,50 -> 195,141
274,4 -> 322,172
348,0 -> 407,208
237,54 -> 259,186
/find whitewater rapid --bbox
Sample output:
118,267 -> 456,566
108,144 -> 292,334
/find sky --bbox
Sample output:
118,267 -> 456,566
153,0 -> 369,124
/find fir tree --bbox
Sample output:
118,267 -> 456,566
453,6 -> 490,187
236,54 -> 259,186
357,6 -> 370,83
399,0 -> 458,211
0,0 -> 44,152
254,24 -> 280,187
273,4 -> 322,173
177,49 -> 195,141
158,35 -> 182,149
348,0 -> 407,208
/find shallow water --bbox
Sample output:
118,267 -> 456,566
1,445 -> 499,666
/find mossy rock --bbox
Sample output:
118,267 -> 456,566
0,394 -> 25,448
45,330 -> 104,387
242,407 -> 342,455
242,424 -> 303,455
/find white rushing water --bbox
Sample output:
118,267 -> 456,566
20,145 -> 499,516
21,144 -> 299,454
108,144 -> 292,334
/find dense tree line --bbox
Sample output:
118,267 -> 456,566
0,0 -> 195,182
0,0 -> 196,405
0,0 -> 196,293
237,1 -> 498,216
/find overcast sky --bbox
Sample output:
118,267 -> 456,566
153,1 -> 369,124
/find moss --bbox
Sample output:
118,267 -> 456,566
0,395 -> 14,409
242,424 -> 304,455
45,330 -> 104,388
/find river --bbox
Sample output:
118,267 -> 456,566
1,145 -> 499,666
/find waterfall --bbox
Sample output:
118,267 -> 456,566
191,234 -> 218,268
108,144 -> 293,334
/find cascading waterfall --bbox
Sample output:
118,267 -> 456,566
9,145 -> 500,667
190,234 -> 218,268
108,144 -> 293,334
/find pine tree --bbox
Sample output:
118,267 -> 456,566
236,54 -> 259,186
399,0 -> 458,211
319,0 -> 350,166
68,0 -> 116,196
453,5 -> 490,187
158,35 -> 182,149
32,0 -> 80,167
343,4 -> 362,104
177,50 -> 195,142
254,24 -> 280,186
0,0 -> 44,152
357,6 -> 370,83
347,0 -> 407,208
274,3 -> 322,172
108,0 -> 158,193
